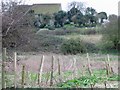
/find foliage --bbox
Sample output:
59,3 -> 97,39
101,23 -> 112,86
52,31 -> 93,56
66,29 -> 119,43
60,38 -> 86,54
34,14 -> 52,28
57,75 -> 98,88
54,10 -> 67,28
2,0 -> 36,50
85,7 -> 97,16
96,12 -> 107,23
101,14 -> 119,50
108,74 -> 120,81
57,69 -> 119,88
28,73 -> 37,82
85,7 -> 97,26
33,34 -> 64,53
79,28 -> 97,35
68,1 -> 85,12
47,25 -> 55,30
84,42 -> 99,53
63,24 -> 76,30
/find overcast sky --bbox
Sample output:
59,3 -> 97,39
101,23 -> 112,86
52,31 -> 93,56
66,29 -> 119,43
25,0 -> 119,15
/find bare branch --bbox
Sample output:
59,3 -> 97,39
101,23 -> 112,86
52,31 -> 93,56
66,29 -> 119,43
2,5 -> 33,36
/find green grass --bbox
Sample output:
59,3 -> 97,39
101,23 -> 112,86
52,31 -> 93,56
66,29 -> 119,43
56,69 -> 119,88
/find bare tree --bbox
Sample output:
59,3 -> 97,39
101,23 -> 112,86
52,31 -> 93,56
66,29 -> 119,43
67,1 -> 86,12
2,0 -> 36,51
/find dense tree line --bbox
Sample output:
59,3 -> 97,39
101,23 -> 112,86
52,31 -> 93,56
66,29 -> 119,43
35,1 -> 107,28
54,1 -> 107,28
35,1 -> 108,29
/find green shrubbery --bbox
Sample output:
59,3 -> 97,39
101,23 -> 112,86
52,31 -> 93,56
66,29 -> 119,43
60,38 -> 99,54
101,15 -> 120,51
60,39 -> 86,54
16,27 -> 100,53
57,69 -> 119,88
36,34 -> 64,53
17,34 -> 64,53
84,42 -> 99,53
46,25 -> 55,30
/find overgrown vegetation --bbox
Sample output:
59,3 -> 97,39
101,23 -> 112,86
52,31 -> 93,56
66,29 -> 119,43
60,39 -> 86,54
16,34 -> 64,53
60,38 -> 99,54
57,69 -> 119,88
3,65 -> 119,88
99,15 -> 120,52
2,0 -> 119,54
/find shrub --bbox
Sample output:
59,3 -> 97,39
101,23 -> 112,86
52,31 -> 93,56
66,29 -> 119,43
15,34 -> 64,53
60,38 -> 86,54
63,24 -> 76,30
45,25 -> 55,30
39,23 -> 46,28
101,15 -> 120,50
84,42 -> 99,53
78,28 -> 97,35
36,34 -> 64,53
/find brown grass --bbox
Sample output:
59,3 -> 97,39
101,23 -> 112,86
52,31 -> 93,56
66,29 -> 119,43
59,34 -> 102,44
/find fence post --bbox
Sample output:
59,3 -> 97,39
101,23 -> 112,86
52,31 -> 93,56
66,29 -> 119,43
106,54 -> 111,76
21,65 -> 25,88
104,81 -> 107,88
105,60 -> 109,76
38,55 -> 44,86
2,48 -> 6,89
87,53 -> 92,76
50,56 -> 54,86
14,52 -> 17,88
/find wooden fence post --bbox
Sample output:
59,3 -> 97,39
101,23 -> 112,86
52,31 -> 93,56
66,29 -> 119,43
106,54 -> 111,76
50,56 -> 54,86
14,52 -> 17,88
2,48 -> 6,89
105,60 -> 109,76
104,81 -> 107,88
21,65 -> 25,88
87,53 -> 92,76
38,55 -> 44,86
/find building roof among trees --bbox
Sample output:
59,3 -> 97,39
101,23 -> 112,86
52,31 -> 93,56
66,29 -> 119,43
31,3 -> 62,14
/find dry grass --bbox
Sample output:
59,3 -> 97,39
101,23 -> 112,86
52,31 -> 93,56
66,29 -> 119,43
58,34 -> 102,44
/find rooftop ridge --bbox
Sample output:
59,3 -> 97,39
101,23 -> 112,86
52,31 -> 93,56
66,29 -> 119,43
33,3 -> 61,5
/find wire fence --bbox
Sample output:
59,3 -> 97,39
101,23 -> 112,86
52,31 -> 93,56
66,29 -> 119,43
1,48 -> 118,89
